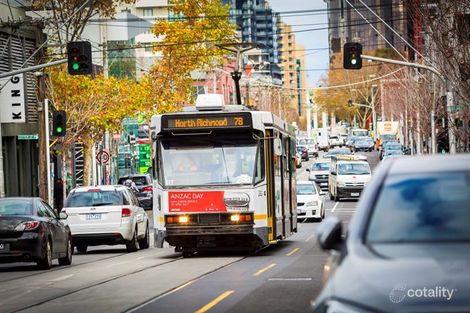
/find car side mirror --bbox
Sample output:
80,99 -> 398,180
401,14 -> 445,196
59,212 -> 68,220
330,171 -> 336,176
319,190 -> 326,196
306,168 -> 310,172
317,216 -> 342,250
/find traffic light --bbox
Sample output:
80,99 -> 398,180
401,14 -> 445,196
348,99 -> 353,107
343,42 -> 362,70
67,41 -> 92,75
52,111 -> 66,137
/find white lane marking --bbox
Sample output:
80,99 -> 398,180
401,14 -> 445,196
331,202 -> 339,213
50,274 -> 74,282
268,278 -> 312,281
136,256 -> 146,260
305,234 -> 315,242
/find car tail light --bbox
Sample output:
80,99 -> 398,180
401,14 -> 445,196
15,221 -> 40,231
87,188 -> 102,192
143,186 -> 153,193
121,208 -> 131,218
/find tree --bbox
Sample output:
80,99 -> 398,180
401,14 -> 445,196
45,67 -> 170,185
314,50 -> 400,128
147,0 -> 237,106
33,0 -> 135,52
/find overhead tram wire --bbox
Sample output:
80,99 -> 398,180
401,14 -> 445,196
85,3 -> 404,23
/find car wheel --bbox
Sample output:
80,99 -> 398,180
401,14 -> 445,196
37,239 -> 52,270
138,224 -> 150,249
126,228 -> 139,253
59,236 -> 73,266
76,244 -> 87,254
182,250 -> 193,258
322,206 -> 325,219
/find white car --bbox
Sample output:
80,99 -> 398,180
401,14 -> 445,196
63,185 -> 150,253
296,181 -> 326,221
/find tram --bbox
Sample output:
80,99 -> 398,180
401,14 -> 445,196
149,94 -> 297,256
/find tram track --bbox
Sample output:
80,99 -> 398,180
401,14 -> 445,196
10,253 -> 250,313
0,251 -> 128,284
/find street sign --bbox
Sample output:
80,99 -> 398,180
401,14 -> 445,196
17,134 -> 38,140
96,150 -> 110,165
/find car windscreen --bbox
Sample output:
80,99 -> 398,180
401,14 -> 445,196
65,191 -> 124,207
385,144 -> 401,150
312,162 -> 330,170
337,163 -> 370,175
296,184 -> 317,195
366,171 -> 470,243
159,135 -> 261,187
118,176 -> 148,186
0,199 -> 33,216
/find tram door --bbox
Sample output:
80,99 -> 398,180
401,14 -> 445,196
281,135 -> 291,237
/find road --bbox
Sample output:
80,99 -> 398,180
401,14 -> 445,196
0,151 -> 380,313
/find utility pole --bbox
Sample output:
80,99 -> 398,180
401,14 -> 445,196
36,24 -> 48,201
217,43 -> 259,105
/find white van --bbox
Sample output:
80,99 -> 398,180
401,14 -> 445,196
315,128 -> 329,151
328,155 -> 371,201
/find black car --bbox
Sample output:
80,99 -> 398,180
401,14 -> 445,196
314,154 -> 470,312
118,174 -> 153,210
0,197 -> 72,269
296,145 -> 309,161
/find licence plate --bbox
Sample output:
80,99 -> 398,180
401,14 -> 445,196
0,243 -> 9,252
320,183 -> 328,186
86,213 -> 102,220
351,192 -> 360,197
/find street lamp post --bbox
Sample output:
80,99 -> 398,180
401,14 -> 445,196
371,84 -> 378,141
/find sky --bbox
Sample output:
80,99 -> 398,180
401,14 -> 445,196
269,0 -> 329,87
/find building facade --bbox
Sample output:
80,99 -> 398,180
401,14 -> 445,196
325,0 -> 408,58
0,1 -> 40,197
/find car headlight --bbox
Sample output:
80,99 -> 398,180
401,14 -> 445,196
306,201 -> 318,207
337,182 -> 347,187
325,300 -> 375,313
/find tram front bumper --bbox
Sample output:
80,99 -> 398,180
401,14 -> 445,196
165,224 -> 254,236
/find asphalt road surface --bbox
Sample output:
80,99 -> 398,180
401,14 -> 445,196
0,151 -> 380,313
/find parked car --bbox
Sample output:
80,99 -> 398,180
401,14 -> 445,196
296,145 -> 309,161
63,185 -> 150,253
382,149 -> 405,161
307,159 -> 331,191
314,154 -> 470,312
0,197 -> 72,269
118,174 -> 153,210
296,181 -> 325,221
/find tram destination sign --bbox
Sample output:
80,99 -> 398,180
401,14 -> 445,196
162,113 -> 252,131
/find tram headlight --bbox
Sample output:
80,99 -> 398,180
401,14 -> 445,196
178,216 -> 189,223
230,214 -> 240,222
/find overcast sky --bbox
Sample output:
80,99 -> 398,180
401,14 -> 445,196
270,0 -> 329,87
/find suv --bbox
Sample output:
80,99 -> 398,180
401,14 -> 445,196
118,174 -> 153,210
63,185 -> 150,253
328,135 -> 343,149
328,155 -> 371,201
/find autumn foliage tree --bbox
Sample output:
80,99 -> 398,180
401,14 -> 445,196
314,50 -> 401,128
147,0 -> 237,106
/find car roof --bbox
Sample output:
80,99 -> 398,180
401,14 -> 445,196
70,185 -> 126,193
388,154 -> 470,175
296,180 -> 316,185
314,158 -> 330,163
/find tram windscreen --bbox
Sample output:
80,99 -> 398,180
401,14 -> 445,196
159,136 -> 263,187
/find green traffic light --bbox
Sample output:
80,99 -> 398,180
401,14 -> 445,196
72,63 -> 80,70
56,127 -> 63,133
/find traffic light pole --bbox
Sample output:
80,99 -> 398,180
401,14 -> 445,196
361,54 -> 456,154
